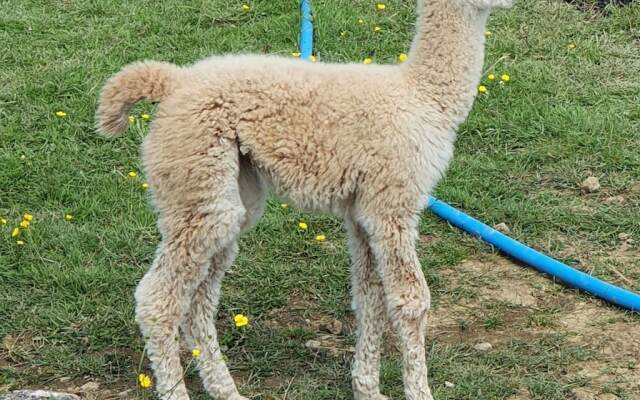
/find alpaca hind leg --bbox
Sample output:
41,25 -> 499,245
136,136 -> 245,400
361,214 -> 433,400
346,218 -> 389,400
181,242 -> 248,400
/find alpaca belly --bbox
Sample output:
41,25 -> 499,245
255,165 -> 355,217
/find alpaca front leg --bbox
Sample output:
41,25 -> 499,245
346,219 -> 388,400
181,243 -> 248,400
364,216 -> 434,400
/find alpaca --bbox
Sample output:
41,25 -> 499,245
95,0 -> 512,399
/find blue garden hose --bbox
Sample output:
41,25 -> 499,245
298,0 -> 640,311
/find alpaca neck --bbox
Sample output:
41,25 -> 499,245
405,0 -> 490,126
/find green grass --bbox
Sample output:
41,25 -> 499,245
1,0 -> 639,399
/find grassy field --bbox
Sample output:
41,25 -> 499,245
1,0 -> 639,399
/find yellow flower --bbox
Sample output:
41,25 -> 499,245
0,218 -> 7,225
478,85 -> 488,94
373,26 -> 382,33
280,203 -> 288,209
358,18 -> 364,24
501,74 -> 510,82
138,373 -> 152,389
128,116 -> 136,124
488,74 -> 496,81
141,113 -> 150,121
128,171 -> 137,178
20,155 -> 26,160
64,214 -> 73,221
19,220 -> 30,229
568,43 -> 576,49
16,240 -> 25,246
298,222 -> 308,230
292,52 -> 301,57
398,53 -> 408,63
11,227 -> 20,237
363,58 -> 373,65
242,4 -> 250,12
141,182 -> 149,189
234,314 -> 249,328
315,234 -> 326,242
23,214 -> 33,222
191,348 -> 201,358
376,3 -> 386,11
484,31 -> 493,37
55,111 -> 66,118
309,55 -> 317,62
340,31 -> 347,37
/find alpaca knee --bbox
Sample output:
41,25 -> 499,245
387,283 -> 431,322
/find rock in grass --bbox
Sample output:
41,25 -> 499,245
474,342 -> 493,351
493,222 -> 511,234
0,391 -> 81,400
580,176 -> 601,193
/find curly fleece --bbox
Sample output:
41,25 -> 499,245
95,0 -> 512,399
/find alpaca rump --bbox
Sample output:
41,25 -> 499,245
96,1 -> 512,399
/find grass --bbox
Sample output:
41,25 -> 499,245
1,0 -> 639,399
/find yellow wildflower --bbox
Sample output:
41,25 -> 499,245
0,218 -> 7,225
280,203 -> 288,209
191,348 -> 201,358
373,26 -> 382,33
358,18 -> 364,24
242,4 -> 250,12
138,373 -> 152,389
141,113 -> 150,121
398,53 -> 408,63
309,55 -> 317,62
128,116 -> 136,124
488,74 -> 496,81
363,58 -> 373,65
141,182 -> 149,189
478,85 -> 488,94
568,43 -> 576,49
16,240 -> 25,246
501,74 -> 510,82
19,220 -> 30,229
315,234 -> 326,242
23,214 -> 33,222
65,214 -> 73,221
55,111 -> 66,118
11,227 -> 20,237
484,31 -> 493,37
376,3 -> 386,11
20,155 -> 26,160
234,314 -> 249,328
292,52 -> 301,57
298,222 -> 308,230
128,171 -> 137,178
340,31 -> 347,37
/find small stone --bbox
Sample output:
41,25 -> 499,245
58,377 -> 71,383
305,340 -> 322,350
0,391 -> 81,400
603,195 -> 625,204
581,176 -> 601,193
474,342 -> 493,351
79,382 -> 99,392
444,381 -> 455,388
493,222 -> 511,234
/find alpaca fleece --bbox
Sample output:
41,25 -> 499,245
95,0 -> 512,399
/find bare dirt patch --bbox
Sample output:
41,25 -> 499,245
433,255 -> 640,398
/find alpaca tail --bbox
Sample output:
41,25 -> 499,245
95,61 -> 181,137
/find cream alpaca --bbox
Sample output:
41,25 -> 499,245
95,0 -> 512,399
